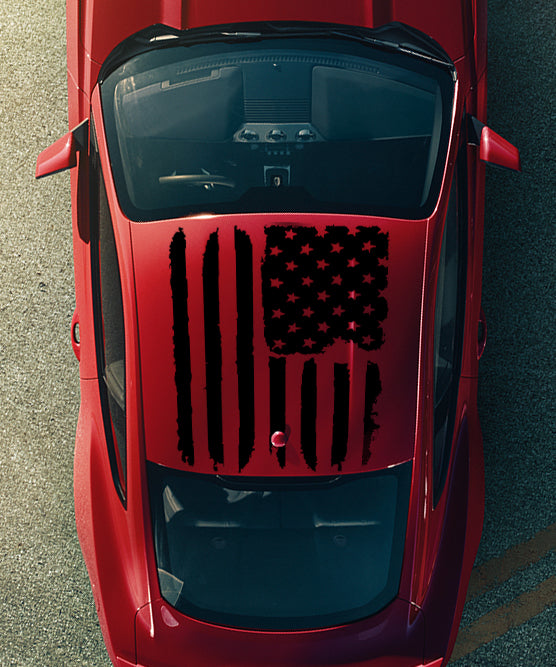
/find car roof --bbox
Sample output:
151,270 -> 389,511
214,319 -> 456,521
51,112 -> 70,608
129,212 -> 428,476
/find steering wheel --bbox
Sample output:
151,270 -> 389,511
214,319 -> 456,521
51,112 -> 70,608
159,173 -> 236,188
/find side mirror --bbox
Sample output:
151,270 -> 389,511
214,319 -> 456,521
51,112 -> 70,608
35,119 -> 88,179
468,116 -> 521,172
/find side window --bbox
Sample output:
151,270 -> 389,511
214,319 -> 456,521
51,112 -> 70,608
90,123 -> 127,502
432,150 -> 467,506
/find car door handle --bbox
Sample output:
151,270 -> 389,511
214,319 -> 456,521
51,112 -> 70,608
71,308 -> 81,362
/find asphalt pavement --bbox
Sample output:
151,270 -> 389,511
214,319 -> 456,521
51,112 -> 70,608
0,0 -> 554,665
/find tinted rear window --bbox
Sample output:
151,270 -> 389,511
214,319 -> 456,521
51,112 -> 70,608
148,461 -> 412,629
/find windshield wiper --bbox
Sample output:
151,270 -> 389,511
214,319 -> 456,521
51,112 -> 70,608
253,23 -> 453,69
99,25 -> 265,81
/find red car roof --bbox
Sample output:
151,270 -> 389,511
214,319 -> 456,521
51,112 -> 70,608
130,212 -> 428,475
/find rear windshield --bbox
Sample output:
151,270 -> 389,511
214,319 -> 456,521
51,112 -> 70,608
147,461 -> 412,630
101,34 -> 454,221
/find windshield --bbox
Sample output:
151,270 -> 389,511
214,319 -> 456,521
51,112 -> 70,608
148,461 -> 412,630
101,30 -> 454,221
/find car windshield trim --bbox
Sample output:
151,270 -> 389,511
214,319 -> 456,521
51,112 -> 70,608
99,21 -> 455,84
147,461 -> 412,630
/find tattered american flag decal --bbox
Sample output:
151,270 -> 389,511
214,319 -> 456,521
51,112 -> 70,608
169,224 -> 388,472
262,225 -> 388,355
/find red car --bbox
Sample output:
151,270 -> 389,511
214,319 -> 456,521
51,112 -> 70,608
37,1 -> 520,666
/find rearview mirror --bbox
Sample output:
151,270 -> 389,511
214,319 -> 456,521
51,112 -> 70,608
468,116 -> 521,172
35,119 -> 88,179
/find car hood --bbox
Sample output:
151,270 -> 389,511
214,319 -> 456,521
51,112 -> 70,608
131,212 -> 427,475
